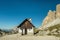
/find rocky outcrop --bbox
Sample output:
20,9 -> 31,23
42,10 -> 56,26
56,4 -> 60,18
41,4 -> 60,29
46,24 -> 60,36
39,4 -> 60,36
42,18 -> 60,29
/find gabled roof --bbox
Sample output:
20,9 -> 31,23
17,18 -> 35,28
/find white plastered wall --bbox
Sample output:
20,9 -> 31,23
18,27 -> 34,35
27,27 -> 34,34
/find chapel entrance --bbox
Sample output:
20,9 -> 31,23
25,28 -> 27,35
22,28 -> 27,35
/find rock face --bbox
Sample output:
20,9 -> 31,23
43,18 -> 60,29
42,4 -> 60,28
42,10 -> 56,26
56,4 -> 60,18
38,4 -> 60,36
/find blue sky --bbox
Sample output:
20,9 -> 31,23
0,0 -> 60,29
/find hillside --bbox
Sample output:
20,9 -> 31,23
46,24 -> 60,37
41,4 -> 60,29
41,18 -> 60,29
38,4 -> 60,36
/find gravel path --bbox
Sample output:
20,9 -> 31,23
0,34 -> 60,40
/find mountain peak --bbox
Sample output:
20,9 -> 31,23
41,4 -> 60,29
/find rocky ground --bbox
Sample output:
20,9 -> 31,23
0,33 -> 60,40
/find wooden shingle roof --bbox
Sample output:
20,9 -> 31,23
17,19 -> 35,29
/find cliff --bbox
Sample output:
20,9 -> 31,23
41,4 -> 60,29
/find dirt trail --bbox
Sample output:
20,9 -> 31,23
0,34 -> 60,40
